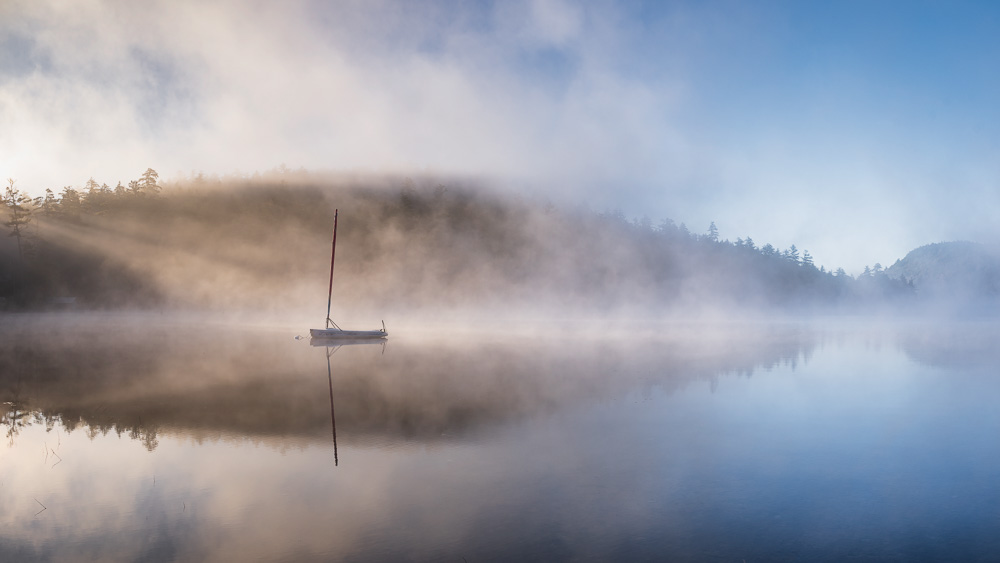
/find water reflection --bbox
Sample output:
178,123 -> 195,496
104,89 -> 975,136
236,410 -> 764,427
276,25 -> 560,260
316,339 -> 388,465
0,317 -> 818,451
897,321 -> 1000,370
6,315 -> 998,561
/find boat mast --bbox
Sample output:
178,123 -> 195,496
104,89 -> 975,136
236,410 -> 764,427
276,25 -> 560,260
326,210 -> 338,329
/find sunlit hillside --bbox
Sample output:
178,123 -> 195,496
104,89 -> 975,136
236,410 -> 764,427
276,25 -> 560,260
2,172 -> 914,315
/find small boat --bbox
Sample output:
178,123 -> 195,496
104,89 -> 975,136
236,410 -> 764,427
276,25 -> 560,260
310,210 -> 388,341
310,326 -> 387,340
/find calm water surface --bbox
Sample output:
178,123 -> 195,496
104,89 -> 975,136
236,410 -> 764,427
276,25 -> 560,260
2,315 -> 1000,561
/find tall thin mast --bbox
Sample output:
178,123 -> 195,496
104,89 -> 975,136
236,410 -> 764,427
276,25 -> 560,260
326,210 -> 338,329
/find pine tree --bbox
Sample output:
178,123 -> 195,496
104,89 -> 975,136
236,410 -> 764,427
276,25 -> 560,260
41,188 -> 58,216
3,179 -> 35,261
707,221 -> 719,242
786,245 -> 800,263
139,168 -> 160,195
60,187 -> 81,216
84,177 -> 110,214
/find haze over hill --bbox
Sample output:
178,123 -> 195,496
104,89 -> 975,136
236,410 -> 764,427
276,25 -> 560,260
3,1 -> 1000,271
8,170 -> 990,318
886,241 -> 1000,307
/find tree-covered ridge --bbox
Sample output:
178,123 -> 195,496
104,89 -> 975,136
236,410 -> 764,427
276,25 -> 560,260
886,241 -> 1000,307
2,170 -> 916,313
590,211 -> 913,312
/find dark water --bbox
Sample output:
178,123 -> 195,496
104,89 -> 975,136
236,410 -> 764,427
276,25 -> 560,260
3,315 -> 1000,561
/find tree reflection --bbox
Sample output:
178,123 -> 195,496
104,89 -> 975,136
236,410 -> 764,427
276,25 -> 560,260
0,317 -> 822,452
899,322 -> 1000,370
2,398 -> 29,447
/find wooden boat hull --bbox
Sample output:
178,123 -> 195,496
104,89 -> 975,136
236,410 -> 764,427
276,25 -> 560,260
309,328 -> 387,340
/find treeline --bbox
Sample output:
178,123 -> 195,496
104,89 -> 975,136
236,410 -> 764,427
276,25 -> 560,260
1,170 -> 914,313
1,170 -> 166,308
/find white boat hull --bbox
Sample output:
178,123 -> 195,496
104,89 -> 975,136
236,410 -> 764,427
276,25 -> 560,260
309,328 -> 387,339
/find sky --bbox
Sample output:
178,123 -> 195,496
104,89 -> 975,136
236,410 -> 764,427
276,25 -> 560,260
1,0 -> 999,273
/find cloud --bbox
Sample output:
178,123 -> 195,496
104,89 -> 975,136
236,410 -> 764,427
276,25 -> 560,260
2,0 -> 999,272
0,0 -> 675,197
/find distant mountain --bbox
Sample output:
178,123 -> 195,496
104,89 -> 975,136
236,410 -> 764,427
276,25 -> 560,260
885,241 -> 1000,299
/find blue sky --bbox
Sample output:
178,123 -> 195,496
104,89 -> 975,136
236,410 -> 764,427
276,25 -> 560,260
1,0 -> 998,272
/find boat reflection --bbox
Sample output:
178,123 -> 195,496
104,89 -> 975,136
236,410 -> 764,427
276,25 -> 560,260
0,316 -> 821,452
310,336 -> 389,348
315,338 -> 386,466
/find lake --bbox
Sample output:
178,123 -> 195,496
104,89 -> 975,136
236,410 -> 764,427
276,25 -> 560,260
2,314 -> 1000,561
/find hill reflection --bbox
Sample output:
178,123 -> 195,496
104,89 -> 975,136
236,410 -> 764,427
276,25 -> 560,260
0,315 -> 820,451
898,321 -> 1000,371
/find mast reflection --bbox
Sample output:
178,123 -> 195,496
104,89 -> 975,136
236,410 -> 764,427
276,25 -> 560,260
312,337 -> 386,465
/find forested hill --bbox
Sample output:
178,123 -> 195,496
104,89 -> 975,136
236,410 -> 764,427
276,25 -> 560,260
2,172 -> 914,314
886,242 -> 1000,304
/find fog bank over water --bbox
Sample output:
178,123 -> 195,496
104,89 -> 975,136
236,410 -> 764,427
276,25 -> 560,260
8,172 -> 992,319
0,314 -> 819,448
3,312 -> 994,452
4,3 -> 1000,558
5,315 -> 1000,561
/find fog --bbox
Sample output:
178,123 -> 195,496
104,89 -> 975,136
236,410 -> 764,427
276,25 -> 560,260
3,1 -> 1000,547
0,313 -> 819,451
3,1 -> 1000,272
3,172 -> 999,321
4,315 -> 1000,561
